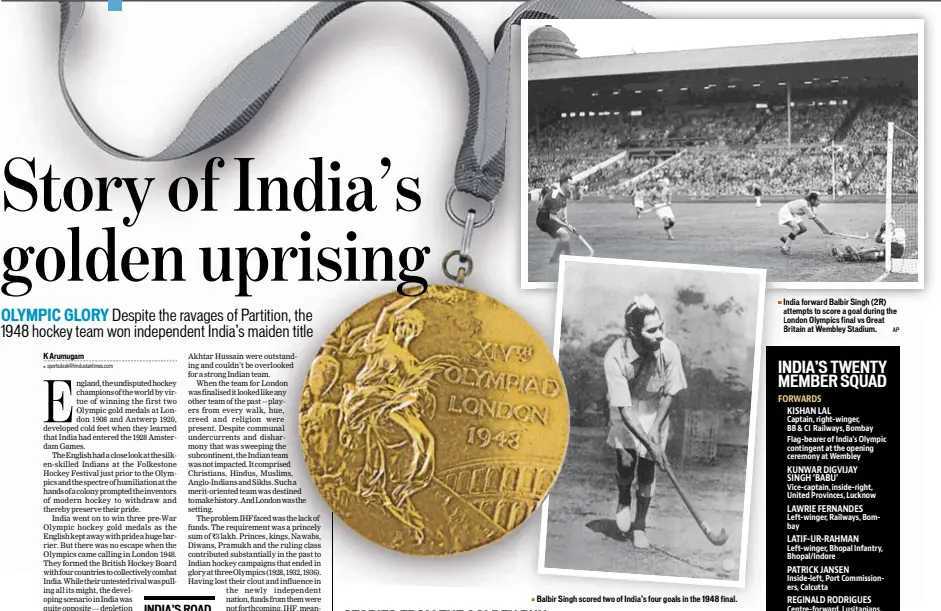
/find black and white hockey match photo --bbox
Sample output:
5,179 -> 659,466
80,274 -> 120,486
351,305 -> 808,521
539,257 -> 765,586
522,19 -> 923,289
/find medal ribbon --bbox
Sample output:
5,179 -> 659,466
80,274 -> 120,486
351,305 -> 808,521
55,0 -> 649,205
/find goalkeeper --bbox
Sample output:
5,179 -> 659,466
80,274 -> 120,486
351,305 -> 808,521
830,220 -> 906,262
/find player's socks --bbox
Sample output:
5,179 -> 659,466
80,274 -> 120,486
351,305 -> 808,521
548,241 -> 571,263
631,496 -> 651,532
780,236 -> 787,244
618,485 -> 632,507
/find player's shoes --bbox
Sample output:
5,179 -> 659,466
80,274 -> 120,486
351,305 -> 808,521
667,235 -> 675,241
631,530 -> 650,549
780,245 -> 791,255
830,246 -> 844,262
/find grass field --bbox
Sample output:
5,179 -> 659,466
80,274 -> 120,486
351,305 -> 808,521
542,428 -> 747,582
527,200 -> 919,284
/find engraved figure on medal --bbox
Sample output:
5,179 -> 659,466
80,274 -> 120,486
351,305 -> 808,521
300,285 -> 569,555
302,290 -> 459,545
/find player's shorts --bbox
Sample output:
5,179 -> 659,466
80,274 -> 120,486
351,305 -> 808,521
890,242 -> 904,258
656,206 -> 675,221
634,200 -> 644,210
608,408 -> 669,466
778,206 -> 801,226
535,210 -> 565,236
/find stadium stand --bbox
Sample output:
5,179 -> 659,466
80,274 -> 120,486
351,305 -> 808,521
527,32 -> 918,199
530,102 -> 917,196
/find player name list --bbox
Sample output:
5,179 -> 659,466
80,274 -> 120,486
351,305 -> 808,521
766,347 -> 899,611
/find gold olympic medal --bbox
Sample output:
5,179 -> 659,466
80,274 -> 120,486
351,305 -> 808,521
299,285 -> 569,555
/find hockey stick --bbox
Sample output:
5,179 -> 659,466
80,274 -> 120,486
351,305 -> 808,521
832,231 -> 870,240
660,457 -> 729,546
640,203 -> 668,215
563,223 -> 595,256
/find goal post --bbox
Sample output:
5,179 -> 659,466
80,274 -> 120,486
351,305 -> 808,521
885,121 -> 919,275
827,142 -> 844,201
830,143 -> 837,202
885,123 -> 894,273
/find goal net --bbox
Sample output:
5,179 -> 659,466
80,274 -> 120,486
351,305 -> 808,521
885,122 -> 919,275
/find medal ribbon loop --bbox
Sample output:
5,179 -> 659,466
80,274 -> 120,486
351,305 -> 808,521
55,0 -> 649,208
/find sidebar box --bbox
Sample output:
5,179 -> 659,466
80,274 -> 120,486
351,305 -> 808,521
766,346 -> 899,611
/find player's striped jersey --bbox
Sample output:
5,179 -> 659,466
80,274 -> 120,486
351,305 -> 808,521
784,198 -> 816,219
538,186 -> 567,214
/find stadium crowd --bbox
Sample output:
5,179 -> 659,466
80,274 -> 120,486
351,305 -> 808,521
670,107 -> 765,145
528,117 -> 621,186
845,100 -> 918,142
529,101 -> 918,197
749,104 -> 851,145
